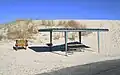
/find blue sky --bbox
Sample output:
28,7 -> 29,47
0,0 -> 120,23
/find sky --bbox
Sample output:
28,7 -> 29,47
0,0 -> 120,23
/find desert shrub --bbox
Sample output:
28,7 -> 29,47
66,20 -> 78,27
58,21 -> 63,25
7,20 -> 38,40
66,20 -> 85,28
58,21 -> 68,26
81,31 -> 92,36
48,20 -> 55,26
68,33 -> 75,41
66,20 -> 92,36
53,34 -> 60,40
41,20 -> 56,27
41,20 -> 46,25
0,34 -> 3,41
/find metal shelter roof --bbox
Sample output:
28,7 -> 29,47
38,28 -> 109,32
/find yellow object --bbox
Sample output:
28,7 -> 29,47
14,39 -> 28,50
16,40 -> 28,46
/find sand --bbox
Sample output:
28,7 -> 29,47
0,20 -> 120,75
0,37 -> 120,75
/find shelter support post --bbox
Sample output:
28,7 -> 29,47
97,31 -> 100,53
64,31 -> 68,56
50,31 -> 52,51
79,32 -> 81,43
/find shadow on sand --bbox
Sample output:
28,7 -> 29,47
36,59 -> 120,75
28,42 -> 90,52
